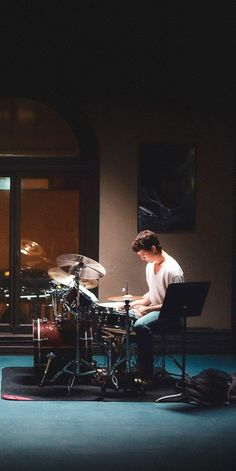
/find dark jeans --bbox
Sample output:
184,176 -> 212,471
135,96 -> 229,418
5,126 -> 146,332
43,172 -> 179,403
134,312 -> 182,379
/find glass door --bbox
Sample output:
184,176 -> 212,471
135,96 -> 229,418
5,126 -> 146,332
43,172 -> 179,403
0,174 -> 80,333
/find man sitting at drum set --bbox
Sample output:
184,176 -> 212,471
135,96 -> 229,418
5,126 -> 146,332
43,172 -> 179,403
34,230 -> 184,391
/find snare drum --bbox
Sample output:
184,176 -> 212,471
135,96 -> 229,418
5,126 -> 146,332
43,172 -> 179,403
95,302 -> 136,335
95,302 -> 123,329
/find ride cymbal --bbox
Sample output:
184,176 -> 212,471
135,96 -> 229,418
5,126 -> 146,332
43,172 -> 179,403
107,294 -> 143,302
56,253 -> 106,279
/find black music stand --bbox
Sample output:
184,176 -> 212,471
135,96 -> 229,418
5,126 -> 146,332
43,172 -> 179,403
155,281 -> 211,403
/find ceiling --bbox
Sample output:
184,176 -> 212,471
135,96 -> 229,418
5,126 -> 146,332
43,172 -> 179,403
0,3 -> 235,112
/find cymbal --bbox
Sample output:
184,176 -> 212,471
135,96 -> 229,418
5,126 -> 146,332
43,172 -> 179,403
80,278 -> 98,290
56,253 -> 106,279
48,267 -> 75,287
48,267 -> 98,290
107,294 -> 143,302
21,239 -> 44,257
21,239 -> 51,269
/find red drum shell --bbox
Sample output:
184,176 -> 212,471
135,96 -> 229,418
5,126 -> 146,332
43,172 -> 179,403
33,319 -> 92,374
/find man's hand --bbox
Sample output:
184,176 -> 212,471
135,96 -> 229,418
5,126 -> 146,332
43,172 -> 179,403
134,305 -> 151,316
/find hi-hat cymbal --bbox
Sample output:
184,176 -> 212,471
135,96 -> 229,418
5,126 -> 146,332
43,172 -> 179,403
48,267 -> 75,287
108,294 -> 143,302
56,253 -> 106,279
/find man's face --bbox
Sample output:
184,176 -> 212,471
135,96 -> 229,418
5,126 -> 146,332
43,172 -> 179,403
136,246 -> 157,262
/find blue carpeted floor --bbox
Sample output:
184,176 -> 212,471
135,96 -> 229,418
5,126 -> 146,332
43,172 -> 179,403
1,354 -> 236,471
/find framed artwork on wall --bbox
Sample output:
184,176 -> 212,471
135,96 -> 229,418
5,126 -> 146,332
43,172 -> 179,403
138,144 -> 196,233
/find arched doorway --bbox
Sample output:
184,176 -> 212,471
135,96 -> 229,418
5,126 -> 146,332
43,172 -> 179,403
0,98 -> 99,335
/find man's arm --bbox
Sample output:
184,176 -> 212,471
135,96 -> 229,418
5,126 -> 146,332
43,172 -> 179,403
168,273 -> 184,284
135,303 -> 162,316
130,292 -> 150,308
130,292 -> 162,316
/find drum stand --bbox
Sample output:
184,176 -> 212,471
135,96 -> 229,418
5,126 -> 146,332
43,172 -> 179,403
100,299 -> 137,393
39,352 -> 55,387
50,271 -> 97,393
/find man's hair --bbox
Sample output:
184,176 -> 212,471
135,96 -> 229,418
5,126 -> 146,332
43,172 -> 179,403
132,230 -> 162,253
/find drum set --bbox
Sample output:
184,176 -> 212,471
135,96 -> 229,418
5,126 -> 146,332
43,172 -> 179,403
33,253 -> 142,393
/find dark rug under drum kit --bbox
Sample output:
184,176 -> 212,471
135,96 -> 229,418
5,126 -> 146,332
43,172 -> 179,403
1,253 -> 178,401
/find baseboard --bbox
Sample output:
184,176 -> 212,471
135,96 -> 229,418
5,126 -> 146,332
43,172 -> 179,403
0,328 -> 235,355
153,328 -> 236,355
0,334 -> 34,355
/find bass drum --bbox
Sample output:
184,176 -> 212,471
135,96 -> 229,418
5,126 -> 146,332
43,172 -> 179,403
33,319 -> 93,378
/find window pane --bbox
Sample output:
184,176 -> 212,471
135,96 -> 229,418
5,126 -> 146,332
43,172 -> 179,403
0,177 -> 11,190
20,176 -> 79,323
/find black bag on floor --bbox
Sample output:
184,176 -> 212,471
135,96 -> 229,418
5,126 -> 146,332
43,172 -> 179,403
181,368 -> 234,405
228,374 -> 236,403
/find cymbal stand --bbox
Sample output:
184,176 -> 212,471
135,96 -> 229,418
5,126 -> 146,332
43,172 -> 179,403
50,263 -> 96,393
101,299 -> 137,393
